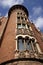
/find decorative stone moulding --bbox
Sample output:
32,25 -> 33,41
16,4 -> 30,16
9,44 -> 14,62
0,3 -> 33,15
14,49 -> 39,59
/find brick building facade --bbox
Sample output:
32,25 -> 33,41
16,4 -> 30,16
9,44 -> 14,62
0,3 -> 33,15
0,5 -> 43,65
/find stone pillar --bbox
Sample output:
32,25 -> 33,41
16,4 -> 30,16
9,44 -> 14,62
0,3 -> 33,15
36,43 -> 42,54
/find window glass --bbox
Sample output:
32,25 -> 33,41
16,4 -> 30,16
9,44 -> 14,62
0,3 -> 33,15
21,16 -> 23,20
25,38 -> 32,50
17,12 -> 19,15
20,12 -> 22,15
17,17 -> 20,19
24,18 -> 26,21
26,42 -> 32,50
17,24 -> 21,29
27,25 -> 30,29
32,38 -> 35,43
25,18 -> 27,20
18,37 -> 24,51
32,38 -> 36,48
17,37 -> 33,51
23,14 -> 25,16
17,24 -> 26,29
22,24 -> 25,28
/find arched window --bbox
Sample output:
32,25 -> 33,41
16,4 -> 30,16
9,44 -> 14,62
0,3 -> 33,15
17,23 -> 22,29
32,38 -> 35,43
17,36 -> 25,51
25,37 -> 32,50
17,36 -> 37,52
31,38 -> 35,47
31,38 -> 38,52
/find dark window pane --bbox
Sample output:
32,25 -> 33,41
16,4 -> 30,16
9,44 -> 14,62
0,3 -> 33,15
32,38 -> 35,43
17,17 -> 20,19
17,12 -> 19,15
27,25 -> 30,28
20,12 -> 22,15
22,24 -> 25,28
21,17 -> 23,20
25,18 -> 27,20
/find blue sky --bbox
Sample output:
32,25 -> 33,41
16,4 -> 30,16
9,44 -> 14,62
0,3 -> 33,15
0,0 -> 43,32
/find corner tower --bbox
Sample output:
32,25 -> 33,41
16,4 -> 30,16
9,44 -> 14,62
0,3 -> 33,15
0,5 -> 43,65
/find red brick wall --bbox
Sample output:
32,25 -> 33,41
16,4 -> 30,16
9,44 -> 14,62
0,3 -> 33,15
30,23 -> 43,52
0,11 -> 17,63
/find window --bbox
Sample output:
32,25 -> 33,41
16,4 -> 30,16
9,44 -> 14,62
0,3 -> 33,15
22,24 -> 25,28
25,37 -> 32,50
17,24 -> 21,29
27,25 -> 30,29
17,23 -> 25,29
17,36 -> 36,51
21,16 -> 26,21
18,37 -> 24,51
17,17 -> 20,20
23,17 -> 27,21
17,16 -> 20,23
17,12 -> 19,15
31,38 -> 35,46
32,38 -> 35,43
20,12 -> 22,15
21,16 -> 23,20
23,14 -> 25,16
24,18 -> 27,20
26,42 -> 32,50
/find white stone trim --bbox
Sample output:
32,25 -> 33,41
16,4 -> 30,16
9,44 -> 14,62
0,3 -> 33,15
16,35 -> 37,51
16,35 -> 36,42
26,24 -> 27,29
16,39 -> 18,50
30,26 -> 32,31
36,43 -> 42,54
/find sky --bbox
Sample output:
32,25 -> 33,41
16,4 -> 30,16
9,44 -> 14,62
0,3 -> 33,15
0,0 -> 43,32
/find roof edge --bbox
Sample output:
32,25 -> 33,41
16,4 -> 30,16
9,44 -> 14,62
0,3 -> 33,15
8,4 -> 28,18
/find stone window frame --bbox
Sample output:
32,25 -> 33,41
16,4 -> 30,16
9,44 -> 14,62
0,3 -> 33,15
17,23 -> 26,29
35,42 -> 43,54
17,23 -> 22,29
17,36 -> 25,51
15,35 -> 38,53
